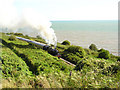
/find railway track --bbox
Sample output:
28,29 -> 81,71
60,58 -> 76,66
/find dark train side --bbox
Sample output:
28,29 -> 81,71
43,45 -> 61,58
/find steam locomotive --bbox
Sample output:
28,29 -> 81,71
43,45 -> 61,58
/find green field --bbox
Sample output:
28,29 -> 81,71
1,32 -> 120,88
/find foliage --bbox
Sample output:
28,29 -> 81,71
62,46 -> 86,64
98,48 -> 105,52
6,32 -> 14,35
117,56 -> 120,62
75,58 -> 89,71
102,62 -> 120,75
24,35 -> 30,39
14,33 -> 23,36
98,49 -> 110,59
84,48 -> 91,55
91,51 -> 99,58
89,44 -> 98,51
1,42 -> 33,88
62,40 -> 70,45
8,35 -> 17,41
62,53 -> 82,64
1,32 -> 120,88
65,46 -> 85,55
56,42 -> 69,53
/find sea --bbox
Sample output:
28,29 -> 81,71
51,20 -> 119,56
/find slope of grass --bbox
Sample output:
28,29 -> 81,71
1,32 -> 120,88
1,41 -> 33,88
1,33 -> 74,88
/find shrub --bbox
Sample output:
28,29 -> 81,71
6,32 -> 14,35
112,65 -> 120,73
75,59 -> 89,71
89,44 -> 98,51
14,33 -> 23,36
103,64 -> 120,75
6,32 -> 12,35
62,46 -> 86,64
98,48 -> 104,52
62,53 -> 81,64
98,49 -> 110,59
65,46 -> 86,57
110,54 -> 119,61
62,40 -> 70,45
8,35 -> 17,41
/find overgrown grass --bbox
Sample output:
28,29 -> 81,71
1,41 -> 33,88
1,32 -> 120,88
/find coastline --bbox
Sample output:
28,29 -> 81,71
55,30 -> 118,56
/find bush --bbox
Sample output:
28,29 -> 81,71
62,40 -> 70,45
65,46 -> 86,57
62,53 -> 81,64
110,54 -> 119,61
62,46 -> 86,64
112,65 -> 120,73
8,35 -> 17,41
103,64 -> 120,75
89,44 -> 98,51
6,32 -> 14,35
14,33 -> 23,36
75,59 -> 89,71
98,49 -> 110,59
98,48 -> 104,52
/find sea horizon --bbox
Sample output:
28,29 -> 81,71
51,20 -> 118,56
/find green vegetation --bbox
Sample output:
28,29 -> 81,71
1,32 -> 120,88
14,33 -> 24,36
117,57 -> 120,61
89,44 -> 98,51
62,40 -> 70,45
98,49 -> 110,59
62,46 -> 86,64
8,35 -> 17,41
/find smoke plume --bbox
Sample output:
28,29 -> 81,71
0,0 -> 57,46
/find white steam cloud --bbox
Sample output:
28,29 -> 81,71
0,0 -> 57,46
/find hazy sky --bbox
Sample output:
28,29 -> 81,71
14,0 -> 119,20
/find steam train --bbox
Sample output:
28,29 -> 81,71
16,36 -> 61,58
43,45 -> 61,58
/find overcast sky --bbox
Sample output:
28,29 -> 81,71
14,0 -> 119,20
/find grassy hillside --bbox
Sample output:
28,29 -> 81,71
1,32 -> 120,88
